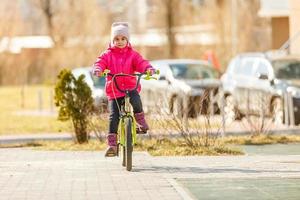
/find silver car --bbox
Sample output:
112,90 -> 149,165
220,52 -> 300,125
72,67 -> 107,111
141,59 -> 220,117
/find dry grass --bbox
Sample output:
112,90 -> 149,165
224,134 -> 300,145
2,134 -> 300,155
0,142 -> 43,148
0,138 -> 243,156
34,140 -> 107,151
0,140 -> 106,151
135,138 -> 243,156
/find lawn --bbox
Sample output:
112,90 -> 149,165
0,85 -> 72,135
0,85 -> 221,135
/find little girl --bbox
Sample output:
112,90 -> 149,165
93,22 -> 155,157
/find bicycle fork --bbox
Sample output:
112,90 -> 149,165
117,96 -> 137,151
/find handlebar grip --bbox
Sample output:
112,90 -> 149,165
101,69 -> 111,77
155,69 -> 160,75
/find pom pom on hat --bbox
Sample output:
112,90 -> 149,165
111,22 -> 129,42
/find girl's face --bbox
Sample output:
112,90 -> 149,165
113,35 -> 128,48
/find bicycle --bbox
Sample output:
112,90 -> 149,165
103,70 -> 158,171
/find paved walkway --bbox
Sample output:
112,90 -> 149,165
0,148 -> 300,200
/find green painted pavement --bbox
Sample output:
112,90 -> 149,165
178,178 -> 300,200
238,143 -> 300,155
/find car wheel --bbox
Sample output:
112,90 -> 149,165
224,95 -> 237,124
271,98 -> 284,125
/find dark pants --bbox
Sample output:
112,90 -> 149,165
108,90 -> 143,133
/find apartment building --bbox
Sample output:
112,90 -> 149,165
259,0 -> 300,55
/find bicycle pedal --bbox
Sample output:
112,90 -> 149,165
136,130 -> 147,134
105,152 -> 117,157
104,147 -> 118,157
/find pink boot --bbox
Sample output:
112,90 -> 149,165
104,133 -> 118,157
134,112 -> 149,134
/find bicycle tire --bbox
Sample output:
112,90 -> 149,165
122,146 -> 125,167
125,117 -> 133,171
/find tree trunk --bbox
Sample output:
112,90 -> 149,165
73,119 -> 88,144
165,0 -> 176,58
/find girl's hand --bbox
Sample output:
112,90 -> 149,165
93,68 -> 102,77
146,68 -> 156,76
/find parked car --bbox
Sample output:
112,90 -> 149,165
220,52 -> 300,125
72,67 -> 107,111
140,59 -> 221,117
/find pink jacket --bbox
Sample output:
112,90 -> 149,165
93,43 -> 152,100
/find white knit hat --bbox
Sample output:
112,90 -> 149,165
111,22 -> 129,42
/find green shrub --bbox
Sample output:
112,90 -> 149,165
54,69 -> 94,143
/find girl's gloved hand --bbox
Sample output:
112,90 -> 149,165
93,68 -> 103,77
146,68 -> 156,75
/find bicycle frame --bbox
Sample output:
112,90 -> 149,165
118,90 -> 137,147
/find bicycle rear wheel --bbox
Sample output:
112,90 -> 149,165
125,117 -> 133,171
122,146 -> 125,167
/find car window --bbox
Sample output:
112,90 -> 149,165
241,59 -> 255,76
254,59 -> 273,78
227,57 -> 240,74
272,60 -> 300,80
150,62 -> 170,80
232,58 -> 246,74
169,63 -> 218,79
233,58 -> 255,76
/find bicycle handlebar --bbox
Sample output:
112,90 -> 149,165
108,70 -> 159,93
95,69 -> 159,93
108,73 -> 144,94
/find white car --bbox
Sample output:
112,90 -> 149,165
220,52 -> 300,125
72,67 -> 107,111
141,59 -> 220,117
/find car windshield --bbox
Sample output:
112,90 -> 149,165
92,75 -> 106,88
169,63 -> 218,80
272,59 -> 300,80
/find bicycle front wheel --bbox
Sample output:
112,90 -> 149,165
125,117 -> 133,171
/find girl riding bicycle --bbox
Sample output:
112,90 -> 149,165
93,22 -> 155,157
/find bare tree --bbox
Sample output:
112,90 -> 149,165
0,0 -> 113,85
0,1 -> 25,84
29,0 -> 110,47
164,0 -> 176,58
40,0 -> 55,39
29,0 -> 58,45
